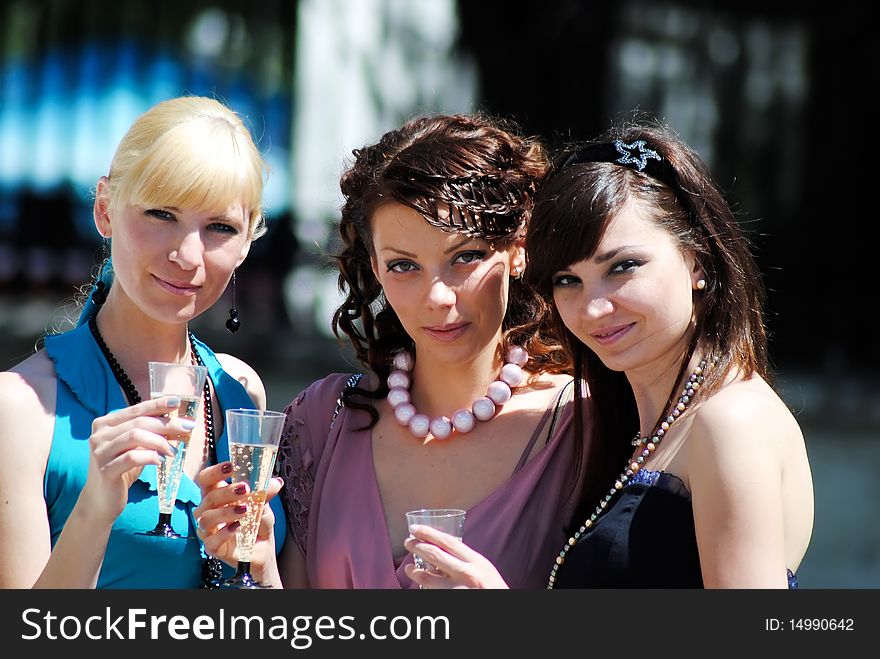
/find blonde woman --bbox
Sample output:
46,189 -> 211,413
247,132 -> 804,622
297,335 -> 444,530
0,96 -> 285,588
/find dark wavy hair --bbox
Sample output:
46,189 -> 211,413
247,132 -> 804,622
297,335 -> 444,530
526,120 -> 769,519
333,113 -> 571,424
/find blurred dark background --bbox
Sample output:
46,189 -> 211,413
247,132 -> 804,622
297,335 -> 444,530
1,0 -> 876,587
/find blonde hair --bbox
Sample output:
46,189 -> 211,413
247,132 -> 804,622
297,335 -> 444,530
104,96 -> 268,238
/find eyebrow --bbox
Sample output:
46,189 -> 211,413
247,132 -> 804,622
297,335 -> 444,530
381,237 -> 478,259
144,205 -> 241,223
444,237 -> 478,255
593,245 -> 642,264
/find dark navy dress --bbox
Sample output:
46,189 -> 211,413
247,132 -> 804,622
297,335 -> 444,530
553,469 -> 798,588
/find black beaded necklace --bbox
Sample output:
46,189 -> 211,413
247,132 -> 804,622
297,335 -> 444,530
86,282 -> 223,588
87,316 -> 216,463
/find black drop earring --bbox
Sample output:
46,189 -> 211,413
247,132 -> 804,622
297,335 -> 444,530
225,271 -> 240,333
92,279 -> 107,306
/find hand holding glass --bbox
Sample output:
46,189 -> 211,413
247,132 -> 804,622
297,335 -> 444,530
405,508 -> 466,575
140,361 -> 207,538
222,408 -> 286,589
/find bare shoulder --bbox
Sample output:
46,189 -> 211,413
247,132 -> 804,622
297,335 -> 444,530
215,353 -> 266,410
0,350 -> 56,410
528,371 -> 573,395
695,377 -> 803,440
0,350 -> 57,464
521,371 -> 574,407
687,375 -> 804,470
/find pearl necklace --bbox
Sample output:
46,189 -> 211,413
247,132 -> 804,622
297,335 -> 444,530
547,358 -> 709,589
386,345 -> 529,441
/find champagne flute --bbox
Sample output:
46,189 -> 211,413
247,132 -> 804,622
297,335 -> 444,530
140,361 -> 208,538
221,408 -> 286,588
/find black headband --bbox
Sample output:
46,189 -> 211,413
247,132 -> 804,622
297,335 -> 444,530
558,139 -> 675,189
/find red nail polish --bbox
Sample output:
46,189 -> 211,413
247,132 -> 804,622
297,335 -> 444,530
234,505 -> 247,515
233,484 -> 246,495
221,463 -> 233,474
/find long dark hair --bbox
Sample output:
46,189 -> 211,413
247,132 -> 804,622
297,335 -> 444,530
333,113 -> 571,423
526,120 -> 769,520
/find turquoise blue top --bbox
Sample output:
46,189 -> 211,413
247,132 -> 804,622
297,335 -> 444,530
43,322 -> 286,588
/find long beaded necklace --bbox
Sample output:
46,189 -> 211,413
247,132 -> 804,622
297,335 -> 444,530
86,283 -> 223,587
87,317 -> 216,465
386,345 -> 529,441
547,358 -> 709,589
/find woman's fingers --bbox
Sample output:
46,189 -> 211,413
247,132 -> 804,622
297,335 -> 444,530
197,461 -> 234,491
89,396 -> 195,457
196,501 -> 245,537
90,412 -> 199,471
95,395 -> 184,429
404,563 -> 455,589
404,531 -> 509,589
197,468 -> 282,514
405,536 -> 465,574
407,525 -> 475,560
195,478 -> 284,568
255,477 -> 283,536
101,448 -> 164,475
91,426 -> 178,462
94,414 -> 195,444
194,470 -> 270,536
194,462 -> 243,541
194,480 -> 247,527
196,475 -> 283,533
198,518 -> 241,564
195,475 -> 283,559
265,476 -> 283,502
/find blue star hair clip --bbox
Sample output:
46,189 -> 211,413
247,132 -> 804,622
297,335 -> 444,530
556,137 -> 673,188
613,139 -> 661,171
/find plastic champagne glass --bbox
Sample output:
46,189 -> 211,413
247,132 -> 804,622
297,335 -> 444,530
141,361 -> 208,538
221,408 -> 286,588
405,508 -> 466,586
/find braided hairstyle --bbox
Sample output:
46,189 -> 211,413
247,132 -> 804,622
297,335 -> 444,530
333,113 -> 571,424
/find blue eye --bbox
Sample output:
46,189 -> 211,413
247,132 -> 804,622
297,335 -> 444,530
387,260 -> 418,273
454,250 -> 485,265
145,208 -> 175,221
208,222 -> 240,235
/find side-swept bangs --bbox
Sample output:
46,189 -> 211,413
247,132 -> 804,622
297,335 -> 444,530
112,116 -> 266,237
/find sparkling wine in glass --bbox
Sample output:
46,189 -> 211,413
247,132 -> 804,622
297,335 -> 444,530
221,408 -> 286,588
140,361 -> 207,538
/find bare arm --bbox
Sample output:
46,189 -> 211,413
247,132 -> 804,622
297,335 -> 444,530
1,354 -> 190,588
687,381 -> 792,588
216,353 -> 267,411
0,359 -> 56,587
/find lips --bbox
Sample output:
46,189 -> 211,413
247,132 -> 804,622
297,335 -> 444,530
152,274 -> 201,296
591,322 -> 635,346
422,322 -> 470,342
